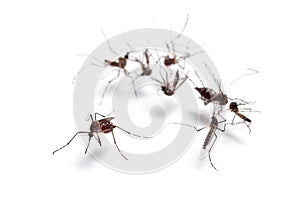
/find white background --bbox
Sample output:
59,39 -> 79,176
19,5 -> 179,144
0,0 -> 299,199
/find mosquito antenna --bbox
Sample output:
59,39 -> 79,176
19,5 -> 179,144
101,29 -> 119,56
230,68 -> 259,86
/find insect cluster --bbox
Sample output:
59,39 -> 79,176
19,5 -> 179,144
53,18 -> 259,171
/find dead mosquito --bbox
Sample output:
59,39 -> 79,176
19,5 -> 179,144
151,69 -> 188,96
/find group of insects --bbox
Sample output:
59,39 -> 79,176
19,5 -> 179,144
53,16 -> 259,170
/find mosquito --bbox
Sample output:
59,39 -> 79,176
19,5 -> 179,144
151,69 -> 188,96
172,108 -> 226,170
91,30 -> 139,105
132,49 -> 153,78
53,112 -> 152,160
192,64 -> 247,106
227,101 -> 260,134
157,15 -> 205,70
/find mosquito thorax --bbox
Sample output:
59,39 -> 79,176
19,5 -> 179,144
162,86 -> 174,96
218,94 -> 228,105
90,121 -> 100,132
211,116 -> 219,127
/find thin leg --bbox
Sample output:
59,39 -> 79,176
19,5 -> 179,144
229,120 -> 252,134
230,68 -> 259,86
95,113 -> 105,120
229,98 -> 250,104
116,126 -> 153,139
216,123 -> 226,132
84,136 -> 92,154
111,130 -> 128,160
231,114 -> 237,125
239,108 -> 261,113
96,111 -> 114,119
170,14 -> 189,44
86,114 -> 94,122
175,75 -> 188,90
208,134 -> 218,171
125,73 -> 137,97
98,69 -> 121,105
94,133 -> 102,147
177,63 -> 185,70
159,71 -> 166,83
172,122 -> 207,132
194,70 -> 206,87
101,29 -> 119,56
151,77 -> 163,84
53,132 -> 90,155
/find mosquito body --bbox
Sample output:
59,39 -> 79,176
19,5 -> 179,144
104,53 -> 130,74
152,69 -> 188,96
194,86 -> 228,106
53,113 -> 152,160
172,111 -> 226,170
227,101 -> 257,134
134,49 -> 152,77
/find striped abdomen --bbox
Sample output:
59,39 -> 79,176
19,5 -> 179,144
236,112 -> 251,122
202,127 -> 216,150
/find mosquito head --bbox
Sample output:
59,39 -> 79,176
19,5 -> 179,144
164,56 -> 174,66
162,86 -> 174,96
229,102 -> 238,111
124,53 -> 129,59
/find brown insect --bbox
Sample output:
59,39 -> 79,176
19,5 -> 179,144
151,69 -> 188,96
53,113 -> 151,160
91,30 -> 138,105
228,101 -> 260,134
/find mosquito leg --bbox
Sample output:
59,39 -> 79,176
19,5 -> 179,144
116,126 -> 153,139
53,132 -> 90,155
94,133 -> 102,147
229,120 -> 252,134
84,135 -> 92,154
150,77 -> 163,84
208,134 -> 218,171
174,75 -> 188,90
95,113 -> 106,120
177,63 -> 185,70
239,108 -> 261,113
101,29 -> 119,56
125,72 -> 138,97
85,114 -> 94,122
96,111 -> 114,119
231,114 -> 237,125
216,123 -> 226,132
111,130 -> 128,160
98,68 -> 121,105
171,122 -> 207,132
